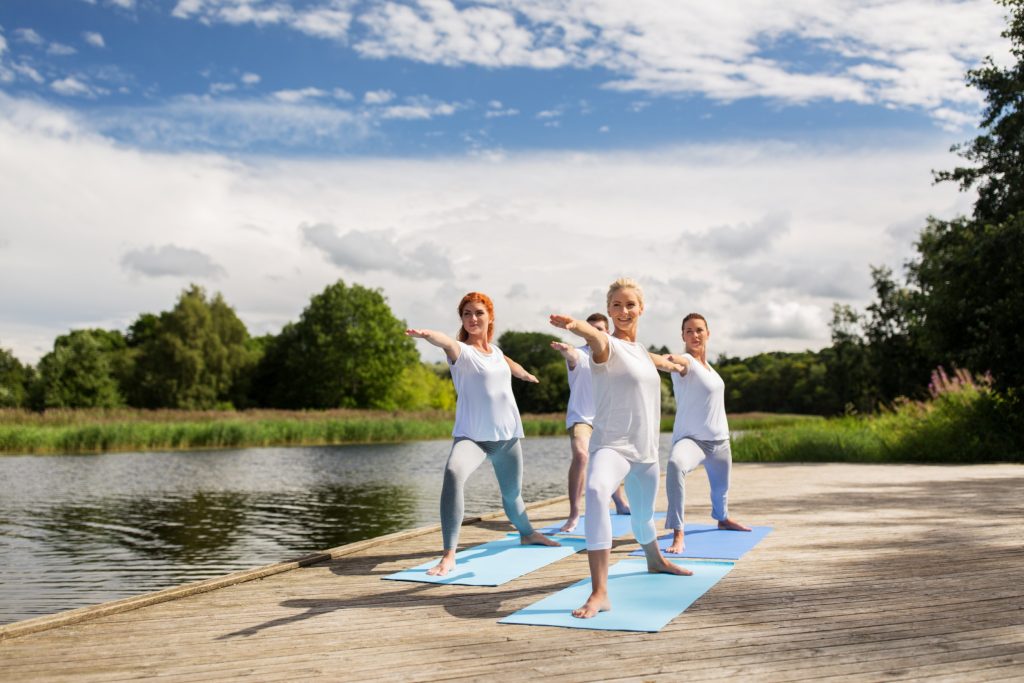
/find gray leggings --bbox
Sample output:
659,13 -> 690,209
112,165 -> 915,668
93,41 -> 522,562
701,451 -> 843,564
440,437 -> 535,550
665,437 -> 732,530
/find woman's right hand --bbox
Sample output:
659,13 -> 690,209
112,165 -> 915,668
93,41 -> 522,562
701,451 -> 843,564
549,314 -> 576,331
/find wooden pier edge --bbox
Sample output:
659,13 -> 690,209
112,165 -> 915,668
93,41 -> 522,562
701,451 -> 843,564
0,494 -> 569,642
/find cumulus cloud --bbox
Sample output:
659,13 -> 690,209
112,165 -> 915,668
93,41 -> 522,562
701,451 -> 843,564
347,0 -> 1008,128
241,72 -> 261,85
171,0 -> 352,41
363,89 -> 395,104
678,212 -> 789,258
47,42 -> 77,56
108,0 -> 137,8
301,223 -> 454,279
83,31 -> 105,48
14,28 -> 44,46
272,87 -> 327,103
51,77 -> 97,97
739,262 -> 869,300
121,244 -> 226,279
736,301 -> 823,340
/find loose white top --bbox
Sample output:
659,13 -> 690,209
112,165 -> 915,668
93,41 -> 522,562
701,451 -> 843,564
448,341 -> 524,441
565,345 -> 596,429
590,334 -> 662,464
671,352 -> 730,442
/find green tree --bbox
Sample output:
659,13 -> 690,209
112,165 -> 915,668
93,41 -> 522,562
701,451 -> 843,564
0,343 -> 30,408
129,285 -> 257,409
256,280 -> 418,409
496,330 -> 570,414
34,329 -> 127,409
933,0 -> 1024,225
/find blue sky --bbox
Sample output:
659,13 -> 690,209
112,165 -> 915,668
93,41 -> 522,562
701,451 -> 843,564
0,0 -> 1012,363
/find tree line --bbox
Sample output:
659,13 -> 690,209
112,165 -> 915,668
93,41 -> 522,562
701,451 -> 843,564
2,2 -> 1021,421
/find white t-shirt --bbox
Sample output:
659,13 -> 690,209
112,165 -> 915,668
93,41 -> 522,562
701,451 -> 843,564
590,334 -> 661,464
565,345 -> 595,429
671,352 -> 730,442
448,341 -> 524,441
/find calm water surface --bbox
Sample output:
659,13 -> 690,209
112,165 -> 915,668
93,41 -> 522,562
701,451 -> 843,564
0,435 -> 674,625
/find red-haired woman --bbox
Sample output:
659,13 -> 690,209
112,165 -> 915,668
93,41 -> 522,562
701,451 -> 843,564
407,292 -> 559,576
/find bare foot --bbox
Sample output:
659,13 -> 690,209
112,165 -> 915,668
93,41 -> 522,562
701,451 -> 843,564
718,518 -> 752,532
647,555 -> 692,576
558,516 -> 579,533
572,592 -> 611,619
665,529 -> 685,555
425,551 -> 456,576
522,531 -> 561,547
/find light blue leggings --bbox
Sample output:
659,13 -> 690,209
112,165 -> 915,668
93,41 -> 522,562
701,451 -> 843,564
440,437 -> 535,550
665,437 -> 732,529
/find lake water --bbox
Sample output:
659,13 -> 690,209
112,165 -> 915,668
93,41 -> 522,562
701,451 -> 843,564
0,435 -> 675,625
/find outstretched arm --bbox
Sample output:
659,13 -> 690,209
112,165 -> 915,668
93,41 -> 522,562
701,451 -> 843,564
505,355 -> 539,383
651,352 -> 690,376
406,328 -> 461,364
550,315 -> 609,363
550,341 -> 581,370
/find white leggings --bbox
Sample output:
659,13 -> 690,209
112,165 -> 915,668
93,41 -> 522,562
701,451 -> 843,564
584,448 -> 659,551
665,437 -> 731,530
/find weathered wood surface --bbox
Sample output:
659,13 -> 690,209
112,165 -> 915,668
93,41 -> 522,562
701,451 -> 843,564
2,463 -> 1022,682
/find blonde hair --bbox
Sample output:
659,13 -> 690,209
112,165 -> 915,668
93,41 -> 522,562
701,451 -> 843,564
606,277 -> 644,307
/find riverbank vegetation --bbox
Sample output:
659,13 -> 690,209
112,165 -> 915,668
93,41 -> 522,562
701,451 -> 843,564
0,409 -> 813,455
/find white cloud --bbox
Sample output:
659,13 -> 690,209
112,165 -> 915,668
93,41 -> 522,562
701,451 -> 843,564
241,72 -> 261,85
349,0 -> 1008,127
210,82 -> 237,94
485,106 -> 519,119
333,87 -> 353,100
92,96 -> 370,151
379,97 -> 458,120
108,0 -> 137,8
171,0 -> 352,41
678,212 -> 789,258
51,77 -> 97,98
301,224 -> 454,279
363,89 -> 395,104
14,29 -> 44,46
83,31 -> 106,48
12,63 -> 45,84
736,302 -> 824,340
272,87 -> 328,103
0,92 -> 971,363
47,42 -> 78,56
121,244 -> 226,279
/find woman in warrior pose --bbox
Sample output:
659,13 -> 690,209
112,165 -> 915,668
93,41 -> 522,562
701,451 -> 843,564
407,292 -> 559,577
662,313 -> 750,554
550,312 -> 629,533
550,278 -> 690,619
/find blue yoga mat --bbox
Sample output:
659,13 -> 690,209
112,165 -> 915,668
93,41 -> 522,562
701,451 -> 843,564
500,558 -> 734,632
538,512 -> 667,538
383,535 -> 587,586
628,524 -> 772,560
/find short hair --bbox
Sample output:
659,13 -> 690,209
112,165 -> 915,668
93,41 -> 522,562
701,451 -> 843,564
457,292 -> 495,342
681,312 -> 708,331
585,312 -> 609,327
606,277 -> 644,307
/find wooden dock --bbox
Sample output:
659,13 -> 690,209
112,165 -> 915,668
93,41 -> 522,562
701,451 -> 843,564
2,462 -> 1023,682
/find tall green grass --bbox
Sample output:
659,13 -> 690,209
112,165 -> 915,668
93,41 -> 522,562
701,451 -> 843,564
733,383 -> 1021,463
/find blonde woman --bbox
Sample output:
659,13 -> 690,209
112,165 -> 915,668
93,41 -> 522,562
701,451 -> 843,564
550,278 -> 690,619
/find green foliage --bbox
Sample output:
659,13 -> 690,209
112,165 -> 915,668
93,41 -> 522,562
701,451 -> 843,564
496,330 -> 570,414
716,351 -> 836,415
254,280 -> 418,409
733,377 -> 1022,463
127,285 -> 258,409
34,329 -> 127,409
933,0 -> 1024,225
387,363 -> 457,411
909,213 -> 1024,396
0,344 -> 30,408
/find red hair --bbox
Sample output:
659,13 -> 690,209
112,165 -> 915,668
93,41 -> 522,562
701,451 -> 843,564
457,292 -> 495,342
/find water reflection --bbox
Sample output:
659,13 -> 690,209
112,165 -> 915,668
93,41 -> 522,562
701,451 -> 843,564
0,435 -> 673,624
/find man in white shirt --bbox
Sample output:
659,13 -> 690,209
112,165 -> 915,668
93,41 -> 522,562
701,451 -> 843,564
551,312 -> 629,533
